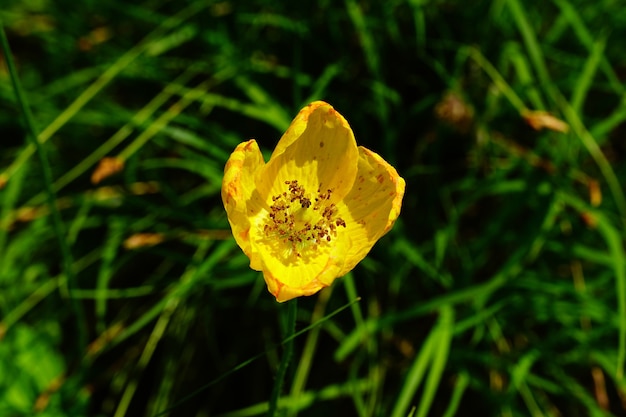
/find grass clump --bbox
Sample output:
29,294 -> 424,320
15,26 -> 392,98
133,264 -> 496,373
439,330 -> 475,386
1,0 -> 626,416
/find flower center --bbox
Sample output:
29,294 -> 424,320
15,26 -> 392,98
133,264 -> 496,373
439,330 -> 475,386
263,180 -> 347,259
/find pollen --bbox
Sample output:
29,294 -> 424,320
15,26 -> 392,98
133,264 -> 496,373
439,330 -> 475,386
263,180 -> 347,258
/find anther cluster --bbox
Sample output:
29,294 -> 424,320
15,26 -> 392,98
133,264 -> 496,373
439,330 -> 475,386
263,180 -> 347,258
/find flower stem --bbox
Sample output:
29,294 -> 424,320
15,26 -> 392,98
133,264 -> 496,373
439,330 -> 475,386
268,299 -> 298,416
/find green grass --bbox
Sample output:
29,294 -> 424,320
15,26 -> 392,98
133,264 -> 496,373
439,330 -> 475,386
2,0 -> 626,416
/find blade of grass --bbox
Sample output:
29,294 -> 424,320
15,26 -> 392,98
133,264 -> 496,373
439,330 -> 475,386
71,287 -> 155,299
556,95 -> 626,231
415,305 -> 454,417
117,78 -> 215,161
154,298 -> 361,417
268,299 -> 298,417
105,240 -> 233,351
40,66 -> 203,201
558,191 -> 626,380
552,0 -> 623,95
344,272 -> 381,416
302,63 -> 342,105
441,372 -> 469,417
570,36 -> 606,114
509,351 -> 543,416
391,305 -> 454,417
548,364 -> 614,417
0,159 -> 26,265
505,0 -> 555,104
409,0 -> 427,54
390,322 -> 438,417
234,76 -> 291,124
344,273 -> 365,330
334,245 -> 524,362
145,305 -> 194,417
193,92 -> 293,131
344,0 -> 380,79
589,98 -> 626,142
469,45 -> 626,239
288,287 -> 333,417
95,218 -> 125,334
344,0 -> 391,155
0,21 -> 87,353
0,249 -> 101,337
0,0 -> 207,186
467,47 -> 527,113
216,379 -> 373,417
505,42 -> 546,110
593,218 -> 626,381
113,236 -> 213,417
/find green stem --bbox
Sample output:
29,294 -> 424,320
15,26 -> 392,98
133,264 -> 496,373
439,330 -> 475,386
268,299 -> 298,416
0,22 -> 87,353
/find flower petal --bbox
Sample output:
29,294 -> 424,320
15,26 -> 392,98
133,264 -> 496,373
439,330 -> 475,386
221,139 -> 266,270
256,101 -> 359,206
270,101 -> 331,159
259,246 -> 344,302
336,146 -> 405,275
249,209 -> 348,302
263,254 -> 340,303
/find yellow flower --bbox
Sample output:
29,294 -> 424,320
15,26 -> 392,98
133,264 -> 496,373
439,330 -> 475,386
222,101 -> 405,302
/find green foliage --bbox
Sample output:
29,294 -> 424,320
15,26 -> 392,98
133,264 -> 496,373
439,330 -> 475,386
1,0 -> 626,415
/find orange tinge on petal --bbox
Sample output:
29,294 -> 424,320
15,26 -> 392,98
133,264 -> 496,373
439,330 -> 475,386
337,146 -> 405,276
222,101 -> 405,302
221,139 -> 266,270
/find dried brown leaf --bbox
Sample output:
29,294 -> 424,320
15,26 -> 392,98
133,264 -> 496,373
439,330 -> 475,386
522,110 -> 570,133
91,157 -> 124,184
123,233 -> 165,249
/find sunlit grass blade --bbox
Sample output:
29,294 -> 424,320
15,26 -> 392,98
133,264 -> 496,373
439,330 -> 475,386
415,306 -> 454,417
441,372 -> 469,417
552,0 -> 623,95
0,160 -> 26,265
467,47 -> 527,113
558,192 -> 626,381
34,66 -> 203,202
557,96 -> 626,230
0,1 -> 207,185
570,36 -> 606,114
0,249 -> 101,336
301,63 -> 342,105
153,298 -> 360,416
287,288 -> 333,417
216,379 -> 373,417
268,299 -> 297,417
505,42 -> 546,110
505,0 -> 555,103
0,21 -> 86,352
390,306 -> 454,417
95,218 -> 125,333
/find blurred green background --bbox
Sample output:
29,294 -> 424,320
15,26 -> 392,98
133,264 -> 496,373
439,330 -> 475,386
2,0 -> 626,416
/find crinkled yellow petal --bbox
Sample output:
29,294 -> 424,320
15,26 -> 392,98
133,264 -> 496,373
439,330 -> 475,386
270,101 -> 331,159
221,139 -> 266,270
256,101 -> 359,205
336,146 -> 405,276
253,238 -> 345,302
246,101 -> 359,302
